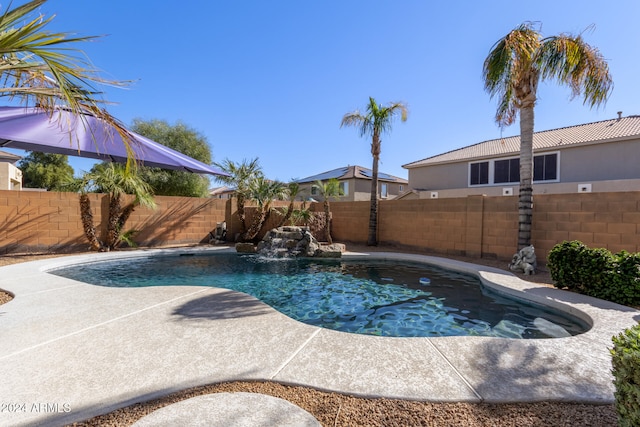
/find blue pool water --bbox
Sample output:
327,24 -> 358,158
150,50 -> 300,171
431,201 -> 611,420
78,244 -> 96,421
50,253 -> 589,339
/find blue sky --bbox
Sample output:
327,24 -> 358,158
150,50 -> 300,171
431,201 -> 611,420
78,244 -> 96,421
4,0 -> 640,183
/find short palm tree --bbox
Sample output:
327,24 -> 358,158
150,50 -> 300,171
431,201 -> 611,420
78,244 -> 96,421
483,22 -> 612,249
79,163 -> 156,251
276,181 -> 301,228
341,97 -> 408,246
312,178 -> 343,244
242,177 -> 287,241
289,202 -> 314,228
214,158 -> 263,237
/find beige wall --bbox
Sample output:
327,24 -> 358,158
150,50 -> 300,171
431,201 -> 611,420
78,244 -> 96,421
0,190 -> 227,254
413,179 -> 640,199
406,138 -> 640,196
300,178 -> 407,202
3,190 -> 638,265
0,163 -> 22,191
329,191 -> 640,262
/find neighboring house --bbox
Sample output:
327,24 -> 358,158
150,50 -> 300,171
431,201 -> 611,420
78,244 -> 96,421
0,149 -> 22,191
209,186 -> 235,199
402,114 -> 640,199
295,165 -> 408,202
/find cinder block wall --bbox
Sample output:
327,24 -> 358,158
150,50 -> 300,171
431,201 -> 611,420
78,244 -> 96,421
330,192 -> 640,261
532,192 -> 640,256
0,190 -> 227,254
376,198 -> 469,256
2,190 -> 639,261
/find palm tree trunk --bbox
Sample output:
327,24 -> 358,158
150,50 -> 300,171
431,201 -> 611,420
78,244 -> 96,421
115,203 -> 137,247
106,193 -> 122,250
324,200 -> 332,244
518,104 -> 535,249
277,202 -> 295,227
79,194 -> 102,251
243,209 -> 266,241
368,155 -> 379,246
236,194 -> 247,234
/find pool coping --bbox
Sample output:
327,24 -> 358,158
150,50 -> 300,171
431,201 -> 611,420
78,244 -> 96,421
0,246 -> 638,426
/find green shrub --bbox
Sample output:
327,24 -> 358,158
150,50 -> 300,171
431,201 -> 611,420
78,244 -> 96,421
547,241 -> 640,306
612,252 -> 640,305
611,324 -> 640,427
548,240 -> 587,292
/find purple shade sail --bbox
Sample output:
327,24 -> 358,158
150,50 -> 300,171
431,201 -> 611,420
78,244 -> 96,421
0,106 -> 228,176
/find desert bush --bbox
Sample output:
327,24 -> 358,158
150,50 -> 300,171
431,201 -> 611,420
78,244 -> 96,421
611,324 -> 640,427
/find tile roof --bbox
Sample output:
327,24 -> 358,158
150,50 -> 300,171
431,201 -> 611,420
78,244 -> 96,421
0,149 -> 21,162
403,115 -> 640,168
295,165 -> 408,184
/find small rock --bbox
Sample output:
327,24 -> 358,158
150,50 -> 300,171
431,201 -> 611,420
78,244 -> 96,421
235,242 -> 257,253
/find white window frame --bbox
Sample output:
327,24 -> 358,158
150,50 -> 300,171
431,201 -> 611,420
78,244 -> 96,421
532,151 -> 560,183
468,161 -> 490,186
468,152 -> 560,187
380,183 -> 388,198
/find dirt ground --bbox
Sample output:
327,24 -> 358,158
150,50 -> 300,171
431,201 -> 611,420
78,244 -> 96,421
0,246 -> 618,427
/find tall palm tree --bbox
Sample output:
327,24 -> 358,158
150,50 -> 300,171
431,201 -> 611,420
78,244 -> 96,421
243,177 -> 287,241
483,22 -> 612,250
341,97 -> 408,246
0,1 -> 135,168
312,178 -> 343,244
214,158 -> 263,238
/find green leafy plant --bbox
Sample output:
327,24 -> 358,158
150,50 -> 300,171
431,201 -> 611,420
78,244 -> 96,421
289,205 -> 314,227
611,324 -> 640,426
548,241 -> 640,306
119,229 -> 139,248
547,240 -> 587,292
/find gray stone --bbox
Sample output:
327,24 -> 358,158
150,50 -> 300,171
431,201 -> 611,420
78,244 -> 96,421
132,392 -> 321,427
256,226 -> 344,258
235,242 -> 257,253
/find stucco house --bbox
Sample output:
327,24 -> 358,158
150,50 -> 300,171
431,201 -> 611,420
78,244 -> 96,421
295,165 -> 408,202
402,113 -> 640,199
209,185 -> 235,199
0,149 -> 22,191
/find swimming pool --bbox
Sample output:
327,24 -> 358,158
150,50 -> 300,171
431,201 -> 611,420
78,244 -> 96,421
49,252 -> 589,339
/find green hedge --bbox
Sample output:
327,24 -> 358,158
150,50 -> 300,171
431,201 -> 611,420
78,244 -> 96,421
547,240 -> 640,306
611,324 -> 640,427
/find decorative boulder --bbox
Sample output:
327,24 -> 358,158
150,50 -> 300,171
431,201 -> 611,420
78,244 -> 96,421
314,243 -> 346,258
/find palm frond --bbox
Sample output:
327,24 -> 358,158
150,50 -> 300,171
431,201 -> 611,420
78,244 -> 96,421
0,1 -> 128,111
483,23 -> 542,127
537,33 -> 613,108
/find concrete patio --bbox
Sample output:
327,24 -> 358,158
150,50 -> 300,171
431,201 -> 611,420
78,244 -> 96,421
0,246 -> 637,426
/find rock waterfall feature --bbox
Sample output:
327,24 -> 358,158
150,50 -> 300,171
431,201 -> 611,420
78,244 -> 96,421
236,226 -> 345,258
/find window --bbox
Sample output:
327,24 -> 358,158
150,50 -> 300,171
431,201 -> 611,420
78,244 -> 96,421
311,185 -> 318,196
494,158 -> 519,183
399,185 -> 404,192
380,183 -> 388,198
468,153 -> 559,186
339,181 -> 349,196
533,153 -> 558,181
470,162 -> 489,185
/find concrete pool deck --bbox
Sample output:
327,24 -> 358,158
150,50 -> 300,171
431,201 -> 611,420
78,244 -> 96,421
0,246 -> 638,426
